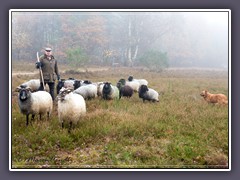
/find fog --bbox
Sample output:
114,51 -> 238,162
11,11 -> 229,69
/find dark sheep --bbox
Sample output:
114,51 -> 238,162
116,82 -> 134,99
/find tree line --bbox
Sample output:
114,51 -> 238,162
11,11 -> 228,69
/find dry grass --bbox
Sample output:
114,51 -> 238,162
11,62 -> 229,169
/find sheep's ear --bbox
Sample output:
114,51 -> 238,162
15,87 -> 21,92
26,87 -> 33,92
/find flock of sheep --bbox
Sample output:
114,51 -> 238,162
15,74 -> 228,132
15,76 -> 160,132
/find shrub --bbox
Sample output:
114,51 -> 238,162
66,47 -> 89,67
138,50 -> 169,71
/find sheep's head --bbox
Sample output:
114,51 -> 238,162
138,85 -> 149,98
118,78 -> 126,85
74,80 -> 81,90
128,76 -> 134,81
103,82 -> 112,94
116,82 -> 123,90
16,85 -> 32,101
58,87 -> 73,101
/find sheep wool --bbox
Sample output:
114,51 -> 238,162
125,81 -> 140,92
73,84 -> 97,100
20,79 -> 40,92
58,88 -> 86,129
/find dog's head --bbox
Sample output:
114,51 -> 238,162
200,90 -> 208,98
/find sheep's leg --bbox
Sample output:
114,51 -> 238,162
68,121 -> 73,133
31,114 -> 35,120
47,112 -> 50,121
39,114 -> 42,121
26,114 -> 29,126
62,121 -> 64,128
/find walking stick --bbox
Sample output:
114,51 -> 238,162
37,52 -> 46,91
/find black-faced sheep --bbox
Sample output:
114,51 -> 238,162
16,85 -> 53,125
116,82 -> 134,99
102,82 -> 119,100
57,87 -> 86,132
128,75 -> 148,86
138,84 -> 159,102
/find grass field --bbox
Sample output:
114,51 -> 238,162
10,61 -> 229,169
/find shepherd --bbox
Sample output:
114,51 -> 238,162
35,47 -> 61,100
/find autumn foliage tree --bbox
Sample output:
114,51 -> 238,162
11,11 -> 228,69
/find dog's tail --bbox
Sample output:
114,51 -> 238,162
223,100 -> 228,105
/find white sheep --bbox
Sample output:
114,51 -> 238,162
128,76 -> 148,86
19,79 -> 40,92
73,84 -> 97,100
57,87 -> 86,132
102,82 -> 119,100
16,85 -> 53,126
125,81 -> 140,92
19,79 -> 50,92
138,84 -> 159,102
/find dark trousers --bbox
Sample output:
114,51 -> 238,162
38,82 -> 55,100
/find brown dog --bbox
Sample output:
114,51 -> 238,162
200,90 -> 228,105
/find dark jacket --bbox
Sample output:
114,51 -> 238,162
39,54 -> 59,83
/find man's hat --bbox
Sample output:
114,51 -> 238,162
45,47 -> 52,51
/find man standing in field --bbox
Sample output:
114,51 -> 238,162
35,47 -> 60,100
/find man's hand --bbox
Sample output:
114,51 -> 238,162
35,62 -> 42,69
